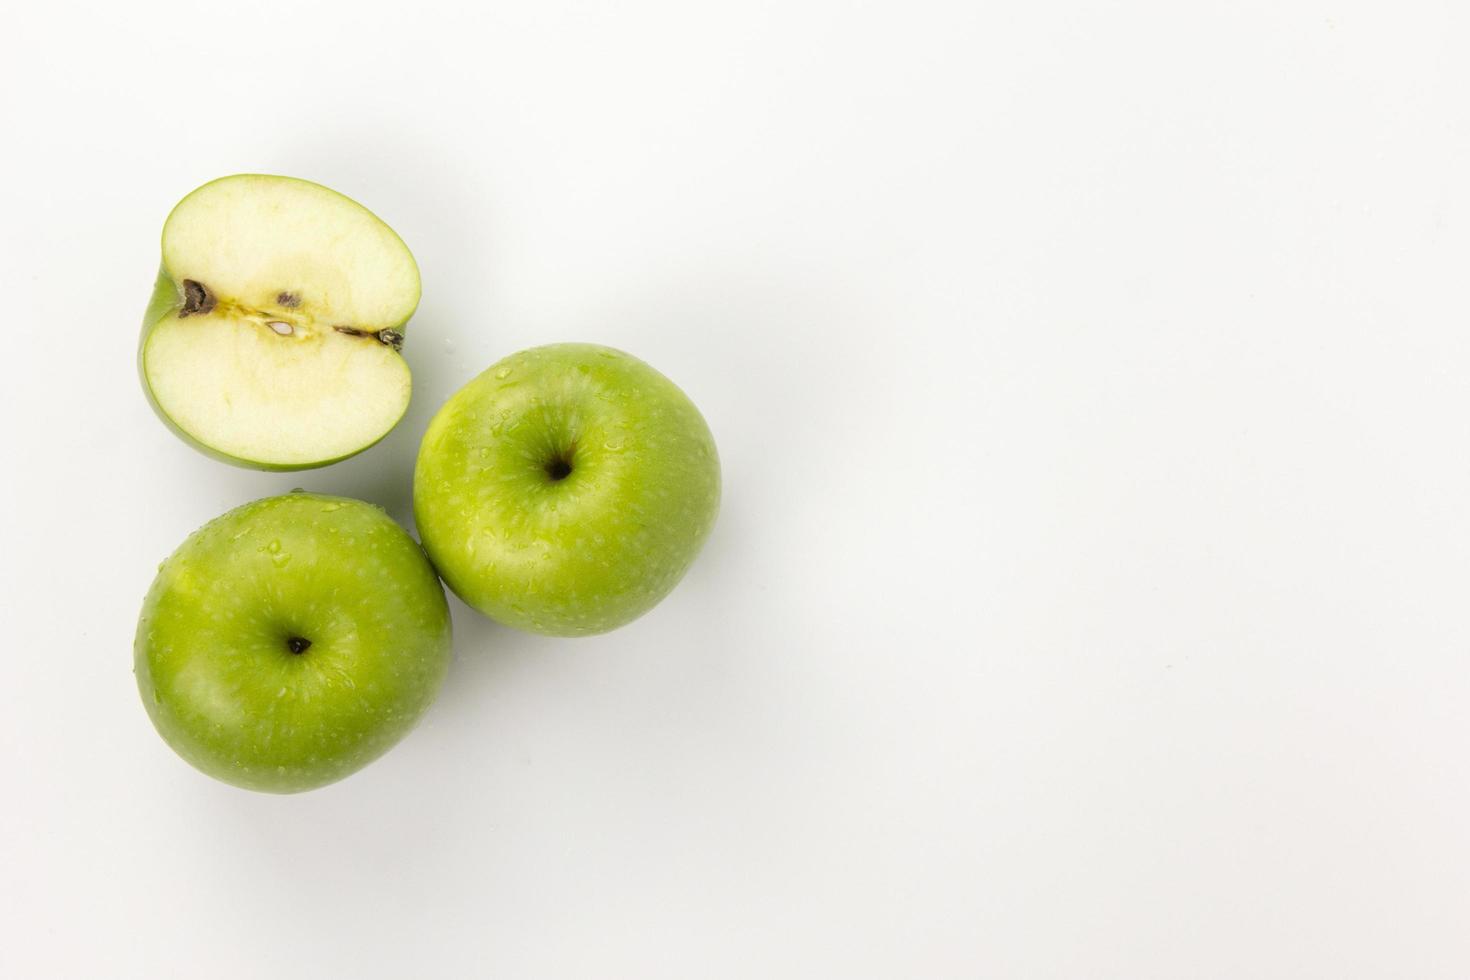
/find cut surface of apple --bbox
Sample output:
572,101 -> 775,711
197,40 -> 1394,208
140,175 -> 420,469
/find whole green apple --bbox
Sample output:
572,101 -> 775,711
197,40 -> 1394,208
414,343 -> 720,636
135,493 -> 452,793
139,174 -> 420,470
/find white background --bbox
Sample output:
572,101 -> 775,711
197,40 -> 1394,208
2,1 -> 1468,977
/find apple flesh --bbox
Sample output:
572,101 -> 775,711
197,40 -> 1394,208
135,493 -> 452,793
139,175 -> 420,470
414,343 -> 720,636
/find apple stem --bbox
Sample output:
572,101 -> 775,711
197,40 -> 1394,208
333,326 -> 404,352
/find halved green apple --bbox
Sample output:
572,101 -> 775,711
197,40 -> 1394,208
139,175 -> 420,469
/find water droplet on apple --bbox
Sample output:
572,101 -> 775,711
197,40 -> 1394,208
495,366 -> 512,379
602,436 -> 626,451
322,502 -> 342,512
266,540 -> 281,553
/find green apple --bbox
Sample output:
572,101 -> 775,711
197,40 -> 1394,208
139,174 -> 420,470
135,493 -> 452,793
414,343 -> 720,636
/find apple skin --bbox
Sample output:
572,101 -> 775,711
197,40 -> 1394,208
138,175 -> 419,471
414,343 -> 720,636
135,493 -> 452,793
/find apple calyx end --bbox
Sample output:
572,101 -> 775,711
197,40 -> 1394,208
179,279 -> 216,318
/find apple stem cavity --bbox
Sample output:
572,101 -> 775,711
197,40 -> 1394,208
286,636 -> 312,655
179,279 -> 216,318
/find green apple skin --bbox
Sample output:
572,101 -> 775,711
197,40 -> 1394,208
414,343 -> 720,636
135,493 -> 452,793
138,174 -> 419,471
